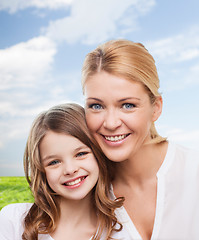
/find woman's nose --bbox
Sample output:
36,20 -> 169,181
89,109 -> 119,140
103,109 -> 122,130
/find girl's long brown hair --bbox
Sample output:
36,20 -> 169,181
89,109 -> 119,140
23,103 -> 124,240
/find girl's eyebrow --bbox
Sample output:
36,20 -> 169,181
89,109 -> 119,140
74,145 -> 89,152
42,155 -> 59,162
42,146 -> 90,162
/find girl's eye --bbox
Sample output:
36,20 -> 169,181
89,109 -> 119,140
89,104 -> 103,110
122,103 -> 135,109
48,160 -> 60,166
76,151 -> 89,158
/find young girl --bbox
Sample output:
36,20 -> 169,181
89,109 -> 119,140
0,103 -> 131,240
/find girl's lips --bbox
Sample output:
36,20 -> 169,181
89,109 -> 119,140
63,176 -> 87,189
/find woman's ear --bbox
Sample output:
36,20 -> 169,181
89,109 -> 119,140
152,96 -> 163,122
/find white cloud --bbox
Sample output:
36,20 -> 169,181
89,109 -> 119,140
0,36 -> 56,90
0,163 -> 22,169
147,26 -> 199,63
0,83 -> 81,144
184,62 -> 199,84
161,60 -> 199,90
0,117 -> 31,144
0,0 -> 72,13
0,89 -> 77,118
168,129 -> 199,149
0,100 -> 66,145
157,124 -> 199,150
45,0 -> 155,45
145,26 -> 199,91
0,94 -> 82,147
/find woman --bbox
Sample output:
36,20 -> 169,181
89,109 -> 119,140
0,103 -> 132,240
81,39 -> 199,240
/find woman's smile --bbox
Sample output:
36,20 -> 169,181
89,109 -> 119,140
84,71 -> 161,162
103,134 -> 130,142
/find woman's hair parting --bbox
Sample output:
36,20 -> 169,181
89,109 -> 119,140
23,103 -> 124,240
82,39 -> 167,144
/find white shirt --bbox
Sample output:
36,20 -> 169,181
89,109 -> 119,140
0,203 -> 133,240
111,141 -> 199,240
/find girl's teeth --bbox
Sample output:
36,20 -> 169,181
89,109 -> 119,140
65,177 -> 84,186
105,134 -> 127,142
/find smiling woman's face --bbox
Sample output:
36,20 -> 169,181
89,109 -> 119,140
84,71 -> 162,162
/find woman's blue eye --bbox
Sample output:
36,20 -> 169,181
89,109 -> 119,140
90,104 -> 102,110
123,103 -> 135,109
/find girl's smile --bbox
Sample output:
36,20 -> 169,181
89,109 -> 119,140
62,175 -> 87,189
40,131 -> 99,200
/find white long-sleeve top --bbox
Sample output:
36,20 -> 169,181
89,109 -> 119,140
111,141 -> 199,240
0,202 -> 132,239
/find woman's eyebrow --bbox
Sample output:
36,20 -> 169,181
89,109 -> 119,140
86,97 -> 104,102
118,97 -> 141,102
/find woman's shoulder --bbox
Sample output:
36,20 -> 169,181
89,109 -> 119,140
158,141 -> 199,178
168,141 -> 198,159
167,141 -> 199,174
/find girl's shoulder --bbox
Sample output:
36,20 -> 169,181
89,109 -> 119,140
0,203 -> 33,240
0,202 -> 33,218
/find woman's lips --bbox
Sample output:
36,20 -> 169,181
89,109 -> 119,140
102,133 -> 130,142
99,133 -> 131,147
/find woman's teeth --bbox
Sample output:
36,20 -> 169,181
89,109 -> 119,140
65,177 -> 85,186
104,134 -> 128,142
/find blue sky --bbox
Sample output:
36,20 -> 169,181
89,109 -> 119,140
0,0 -> 199,176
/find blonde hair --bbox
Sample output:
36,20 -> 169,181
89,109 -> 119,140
23,103 -> 124,240
82,39 -> 166,143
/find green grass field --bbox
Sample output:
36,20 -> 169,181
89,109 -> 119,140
0,176 -> 34,210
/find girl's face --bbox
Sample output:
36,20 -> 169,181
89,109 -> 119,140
84,71 -> 162,162
40,130 -> 99,201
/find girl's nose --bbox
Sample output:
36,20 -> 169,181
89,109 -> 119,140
63,160 -> 79,175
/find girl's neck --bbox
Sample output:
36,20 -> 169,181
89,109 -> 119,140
114,141 -> 168,186
59,193 -> 96,225
51,193 -> 97,240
